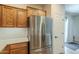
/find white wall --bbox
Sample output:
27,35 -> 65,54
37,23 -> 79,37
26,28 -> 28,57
0,28 -> 28,40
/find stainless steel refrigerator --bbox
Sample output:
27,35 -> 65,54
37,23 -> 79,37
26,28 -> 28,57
28,16 -> 53,54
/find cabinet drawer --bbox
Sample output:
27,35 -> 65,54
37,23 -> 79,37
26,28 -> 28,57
0,50 -> 9,54
10,47 -> 28,54
2,50 -> 9,54
10,42 -> 28,49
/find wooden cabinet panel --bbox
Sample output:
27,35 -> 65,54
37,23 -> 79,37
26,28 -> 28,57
32,9 -> 38,16
2,6 -> 16,27
27,7 -> 33,17
10,42 -> 29,54
27,7 -> 46,17
38,10 -> 46,16
27,8 -> 38,16
1,42 -> 29,54
10,47 -> 28,54
0,51 -> 9,54
10,42 -> 28,49
2,50 -> 9,54
17,9 -> 27,27
0,5 -> 2,26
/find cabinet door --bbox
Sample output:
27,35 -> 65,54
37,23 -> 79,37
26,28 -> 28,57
27,7 -> 39,16
10,47 -> 28,54
0,5 -> 2,26
10,42 -> 28,49
17,9 -> 27,27
27,7 -> 46,16
32,9 -> 38,16
2,6 -> 16,27
27,7 -> 33,17
38,10 -> 46,16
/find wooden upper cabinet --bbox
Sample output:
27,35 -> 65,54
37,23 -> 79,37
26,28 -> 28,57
1,5 -> 28,28
32,9 -> 38,16
27,7 -> 38,16
0,5 -> 46,28
16,9 -> 27,27
27,7 -> 46,17
2,6 -> 16,27
27,7 -> 33,17
38,10 -> 46,16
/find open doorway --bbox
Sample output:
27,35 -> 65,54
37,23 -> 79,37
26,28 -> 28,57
64,4 -> 79,54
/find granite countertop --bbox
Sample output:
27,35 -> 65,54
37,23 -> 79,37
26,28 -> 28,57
0,37 -> 28,52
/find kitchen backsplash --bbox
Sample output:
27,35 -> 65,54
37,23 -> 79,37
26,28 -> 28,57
0,28 -> 28,40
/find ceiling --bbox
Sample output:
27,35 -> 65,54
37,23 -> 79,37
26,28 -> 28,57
65,4 -> 79,15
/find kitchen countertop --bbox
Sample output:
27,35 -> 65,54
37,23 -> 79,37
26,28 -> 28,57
0,38 -> 28,52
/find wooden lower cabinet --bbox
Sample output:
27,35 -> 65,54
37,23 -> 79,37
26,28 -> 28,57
10,42 -> 28,49
10,47 -> 28,54
1,42 -> 29,54
2,50 -> 9,54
